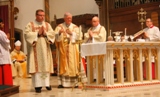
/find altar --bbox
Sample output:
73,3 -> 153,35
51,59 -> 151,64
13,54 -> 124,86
81,42 -> 160,90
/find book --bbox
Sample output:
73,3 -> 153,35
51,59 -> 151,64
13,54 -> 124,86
133,30 -> 144,40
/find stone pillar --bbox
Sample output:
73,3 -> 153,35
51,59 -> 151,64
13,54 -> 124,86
95,0 -> 103,25
95,0 -> 109,38
9,0 -> 15,51
44,0 -> 50,23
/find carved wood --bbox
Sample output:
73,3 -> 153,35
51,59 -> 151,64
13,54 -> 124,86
54,13 -> 98,35
101,1 -> 160,37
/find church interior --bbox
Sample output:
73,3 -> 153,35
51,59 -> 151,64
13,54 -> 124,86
1,0 -> 160,97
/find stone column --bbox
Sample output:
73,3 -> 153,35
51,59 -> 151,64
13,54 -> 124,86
44,0 -> 50,23
95,0 -> 109,38
9,0 -> 15,51
95,0 -> 103,25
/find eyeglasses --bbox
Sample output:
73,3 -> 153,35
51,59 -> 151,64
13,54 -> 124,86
37,14 -> 45,17
146,21 -> 151,22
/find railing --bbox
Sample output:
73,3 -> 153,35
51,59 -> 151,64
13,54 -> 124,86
114,0 -> 160,9
81,42 -> 160,89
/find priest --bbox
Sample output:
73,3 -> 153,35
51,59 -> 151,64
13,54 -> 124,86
24,9 -> 55,93
142,18 -> 160,79
55,12 -> 82,88
84,16 -> 106,43
84,16 -> 107,81
143,18 -> 160,41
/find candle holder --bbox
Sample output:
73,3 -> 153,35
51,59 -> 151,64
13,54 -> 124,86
137,8 -> 147,29
113,31 -> 123,42
72,39 -> 87,91
72,27 -> 86,91
123,35 -> 129,42
129,35 -> 134,42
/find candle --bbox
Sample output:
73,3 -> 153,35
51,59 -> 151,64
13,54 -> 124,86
79,25 -> 82,40
125,28 -> 127,36
110,29 -> 111,36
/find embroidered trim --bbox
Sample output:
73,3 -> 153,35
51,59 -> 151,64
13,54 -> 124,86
30,22 -> 38,72
30,22 -> 35,32
87,26 -> 103,42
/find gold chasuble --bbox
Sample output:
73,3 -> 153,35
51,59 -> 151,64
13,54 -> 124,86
55,23 -> 81,87
55,23 -> 80,76
11,49 -> 27,78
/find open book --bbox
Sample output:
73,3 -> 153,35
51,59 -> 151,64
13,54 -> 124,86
133,30 -> 144,40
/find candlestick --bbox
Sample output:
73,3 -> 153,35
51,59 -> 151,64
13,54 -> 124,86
79,25 -> 82,40
125,28 -> 127,36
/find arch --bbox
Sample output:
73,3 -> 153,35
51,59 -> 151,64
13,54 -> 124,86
14,28 -> 24,52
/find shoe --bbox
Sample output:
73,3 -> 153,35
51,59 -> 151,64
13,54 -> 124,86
35,87 -> 42,93
74,86 -> 78,88
57,85 -> 64,88
46,86 -> 52,90
36,89 -> 41,93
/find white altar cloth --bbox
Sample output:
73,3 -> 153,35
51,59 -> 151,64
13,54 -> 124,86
81,42 -> 106,56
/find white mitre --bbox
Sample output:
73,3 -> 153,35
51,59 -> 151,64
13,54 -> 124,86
14,40 -> 21,46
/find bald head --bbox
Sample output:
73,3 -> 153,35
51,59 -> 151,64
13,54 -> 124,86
92,16 -> 100,27
64,12 -> 72,25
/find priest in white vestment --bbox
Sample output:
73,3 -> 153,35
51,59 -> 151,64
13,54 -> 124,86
142,18 -> 160,79
143,18 -> 160,41
84,16 -> 106,43
84,16 -> 107,81
55,12 -> 82,88
24,9 -> 55,93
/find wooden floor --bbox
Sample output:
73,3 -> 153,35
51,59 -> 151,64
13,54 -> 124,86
0,85 -> 19,97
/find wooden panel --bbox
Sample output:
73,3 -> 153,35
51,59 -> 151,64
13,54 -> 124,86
151,12 -> 159,27
56,14 -> 98,27
109,2 -> 160,36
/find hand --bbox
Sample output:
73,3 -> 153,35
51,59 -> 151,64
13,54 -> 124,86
59,28 -> 64,34
42,26 -> 46,36
38,27 -> 43,35
66,29 -> 72,35
89,31 -> 93,38
6,33 -> 10,39
143,32 -> 149,38
16,59 -> 24,63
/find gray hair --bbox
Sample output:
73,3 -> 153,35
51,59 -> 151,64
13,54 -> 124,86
64,12 -> 72,18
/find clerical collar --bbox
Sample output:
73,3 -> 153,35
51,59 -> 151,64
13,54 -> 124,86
35,20 -> 43,25
149,25 -> 154,28
64,23 -> 71,28
92,24 -> 101,30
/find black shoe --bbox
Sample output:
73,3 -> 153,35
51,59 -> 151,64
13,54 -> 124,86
74,86 -> 78,88
35,87 -> 42,93
36,89 -> 41,93
46,86 -> 52,90
57,85 -> 64,88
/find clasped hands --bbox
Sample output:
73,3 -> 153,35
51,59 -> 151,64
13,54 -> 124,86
38,26 -> 46,37
89,31 -> 93,39
16,59 -> 25,63
59,28 -> 72,35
